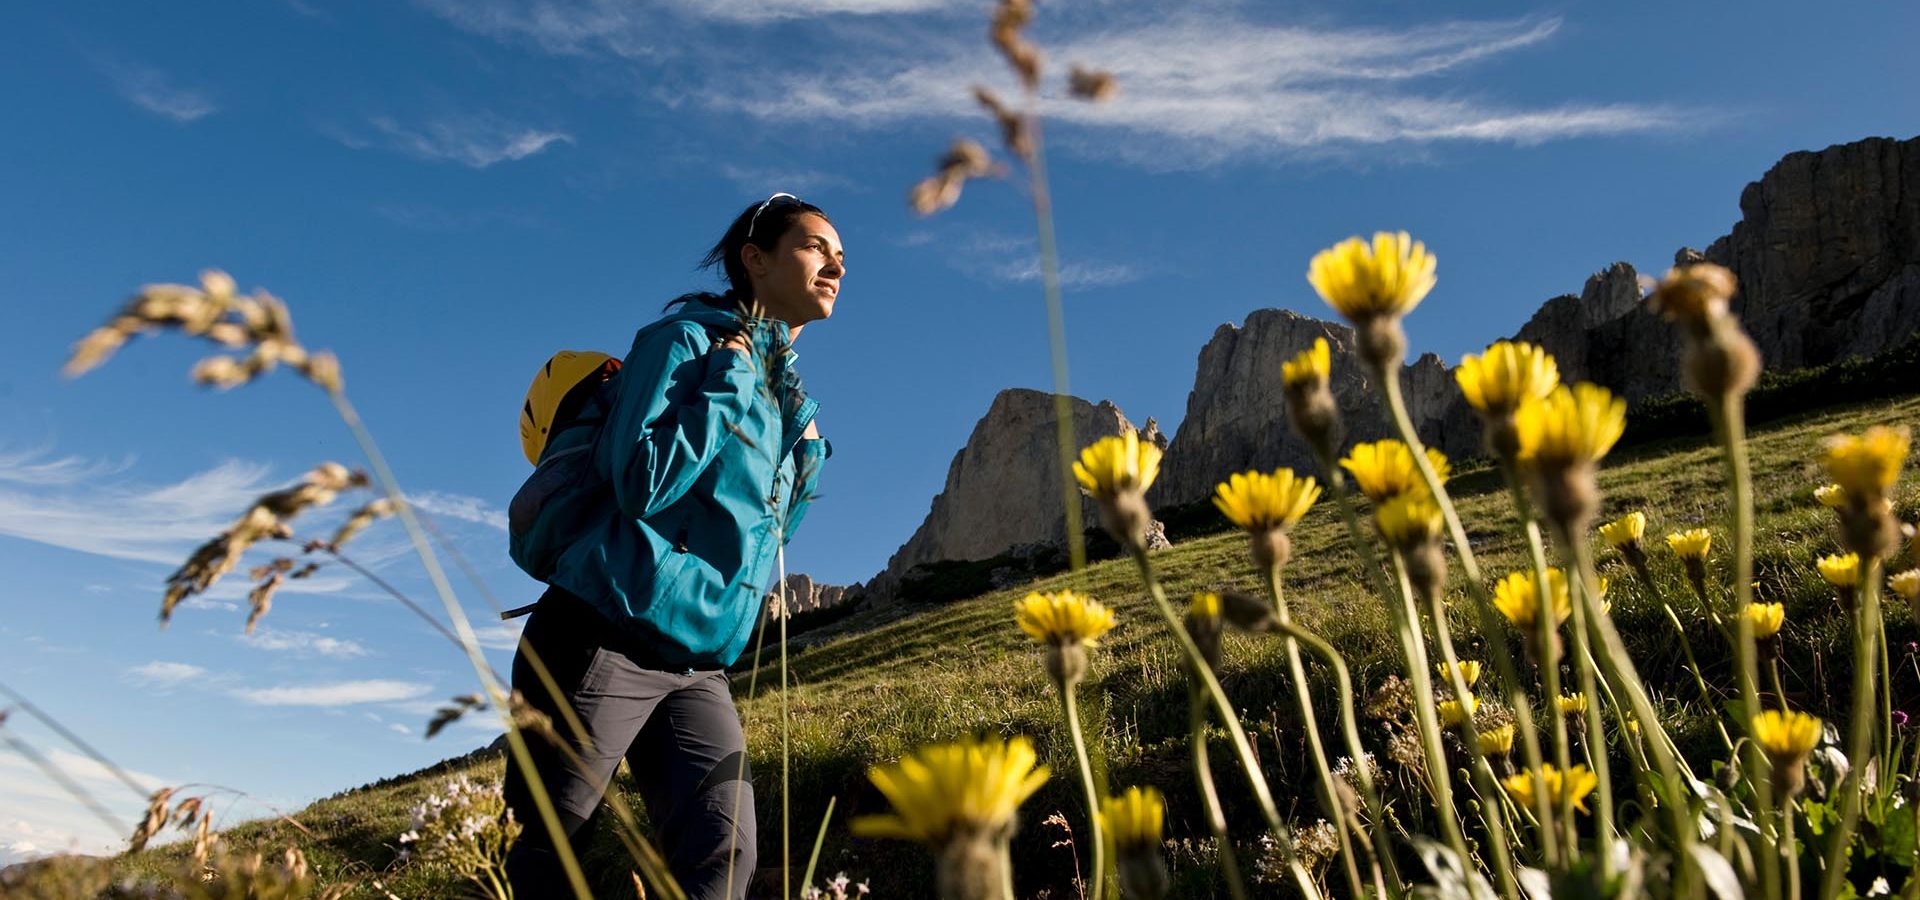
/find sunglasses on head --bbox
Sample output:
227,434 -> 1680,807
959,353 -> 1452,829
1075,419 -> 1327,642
746,192 -> 802,239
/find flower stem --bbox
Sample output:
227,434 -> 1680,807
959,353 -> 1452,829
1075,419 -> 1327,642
1498,470 -> 1573,865
1021,112 -> 1086,572
1384,551 -> 1478,873
1264,617 -> 1402,897
1639,562 -> 1734,753
1061,682 -> 1107,900
1267,569 -> 1368,900
1189,684 -> 1251,900
1821,560 -> 1885,900
1559,528 -> 1616,876
1130,549 -> 1324,900
327,389 -> 591,900
1707,395 -> 1781,900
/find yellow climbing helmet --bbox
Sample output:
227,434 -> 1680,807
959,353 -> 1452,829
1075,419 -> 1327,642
519,350 -> 620,465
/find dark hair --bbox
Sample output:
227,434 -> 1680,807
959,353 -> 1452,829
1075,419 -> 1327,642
666,195 -> 831,311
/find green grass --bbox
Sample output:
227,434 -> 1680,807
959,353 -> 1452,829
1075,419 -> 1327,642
95,392 -> 1920,898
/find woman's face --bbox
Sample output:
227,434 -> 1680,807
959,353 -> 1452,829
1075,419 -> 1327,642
745,213 -> 845,330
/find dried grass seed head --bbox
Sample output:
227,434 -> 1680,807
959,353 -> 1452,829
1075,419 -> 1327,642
1068,65 -> 1118,102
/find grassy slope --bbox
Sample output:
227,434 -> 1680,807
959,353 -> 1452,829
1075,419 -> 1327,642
108,392 -> 1920,898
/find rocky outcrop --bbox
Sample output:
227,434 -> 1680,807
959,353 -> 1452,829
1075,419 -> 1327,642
1148,310 -> 1477,509
764,572 -> 849,615
870,388 -> 1143,596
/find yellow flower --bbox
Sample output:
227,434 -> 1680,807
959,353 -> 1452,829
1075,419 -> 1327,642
1598,511 -> 1646,548
1492,568 -> 1572,629
1821,426 -> 1910,500
1514,383 -> 1627,466
1814,484 -> 1847,509
1666,529 -> 1713,561
1593,576 -> 1612,615
1438,696 -> 1478,729
1751,710 -> 1821,766
1189,591 -> 1222,620
1281,337 -> 1331,389
1099,786 -> 1165,853
1436,660 -> 1482,690
1502,764 -> 1599,814
1375,492 -> 1445,549
1340,440 -> 1451,503
1014,590 -> 1116,646
1213,469 -> 1320,532
1477,724 -> 1516,756
1817,552 -> 1860,589
1556,693 -> 1588,716
1456,341 -> 1560,417
1743,602 -> 1785,640
851,735 -> 1051,844
1307,231 -> 1437,321
1890,570 -> 1920,604
1073,431 -> 1162,499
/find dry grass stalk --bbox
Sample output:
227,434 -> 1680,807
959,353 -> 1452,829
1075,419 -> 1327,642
909,139 -> 997,215
427,694 -> 486,740
989,0 -> 1040,90
65,269 -> 342,393
161,462 -> 369,625
1068,65 -> 1118,102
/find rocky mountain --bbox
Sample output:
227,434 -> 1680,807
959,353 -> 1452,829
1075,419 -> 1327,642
789,135 -> 1916,605
858,388 -> 1149,600
1152,134 -> 1919,507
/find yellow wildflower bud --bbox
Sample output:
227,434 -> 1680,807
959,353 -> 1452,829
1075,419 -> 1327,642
1374,492 -> 1444,550
1743,602 -> 1785,641
1556,693 -> 1588,717
1340,440 -> 1450,503
1186,592 -> 1223,673
1514,382 -> 1628,467
1666,529 -> 1713,561
1502,764 -> 1598,814
1074,431 -> 1162,552
1438,696 -> 1478,729
1213,469 -> 1319,571
851,735 -> 1052,844
1491,568 -> 1572,630
1102,787 -> 1170,900
1477,724 -> 1516,757
1751,709 -> 1821,798
1814,484 -> 1847,509
1822,426 -> 1910,501
1457,340 -> 1559,418
1307,232 -> 1436,368
1890,570 -> 1920,613
1307,231 -> 1436,321
1598,512 -> 1646,549
1817,553 -> 1860,589
1280,337 -> 1331,390
1436,660 -> 1482,690
1014,590 -> 1117,685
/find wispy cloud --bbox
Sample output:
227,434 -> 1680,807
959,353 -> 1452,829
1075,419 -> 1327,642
417,0 -> 954,57
0,749 -> 169,863
0,447 -> 133,486
97,58 -> 218,123
0,456 -> 276,565
235,679 -> 433,707
237,627 -> 369,659
407,491 -> 508,531
125,661 -> 208,687
919,230 -> 1146,290
705,14 -> 1690,167
335,113 -> 574,168
988,258 -> 1143,289
716,164 -> 861,196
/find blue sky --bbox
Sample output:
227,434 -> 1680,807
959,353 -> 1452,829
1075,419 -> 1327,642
2,0 -> 1916,864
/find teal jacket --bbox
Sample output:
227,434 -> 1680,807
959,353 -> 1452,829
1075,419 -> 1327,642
508,303 -> 828,669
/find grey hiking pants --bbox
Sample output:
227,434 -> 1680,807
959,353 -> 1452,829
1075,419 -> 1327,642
502,587 -> 756,900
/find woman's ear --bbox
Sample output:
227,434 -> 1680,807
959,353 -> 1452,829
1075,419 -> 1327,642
739,242 -> 768,278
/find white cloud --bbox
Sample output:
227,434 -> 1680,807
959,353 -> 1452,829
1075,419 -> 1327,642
0,456 -> 273,565
0,447 -> 133,486
988,258 -> 1143,289
469,620 -> 526,652
407,491 -> 509,531
703,14 -> 1689,167
0,749 -> 170,863
99,60 -> 217,123
234,679 -> 433,707
417,0 -> 952,57
345,114 -> 574,168
237,628 -> 369,659
921,229 -> 1145,290
716,164 -> 861,196
389,722 -> 413,736
125,661 -> 207,687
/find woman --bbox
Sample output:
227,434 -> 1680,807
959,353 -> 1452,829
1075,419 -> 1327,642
503,193 -> 842,899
